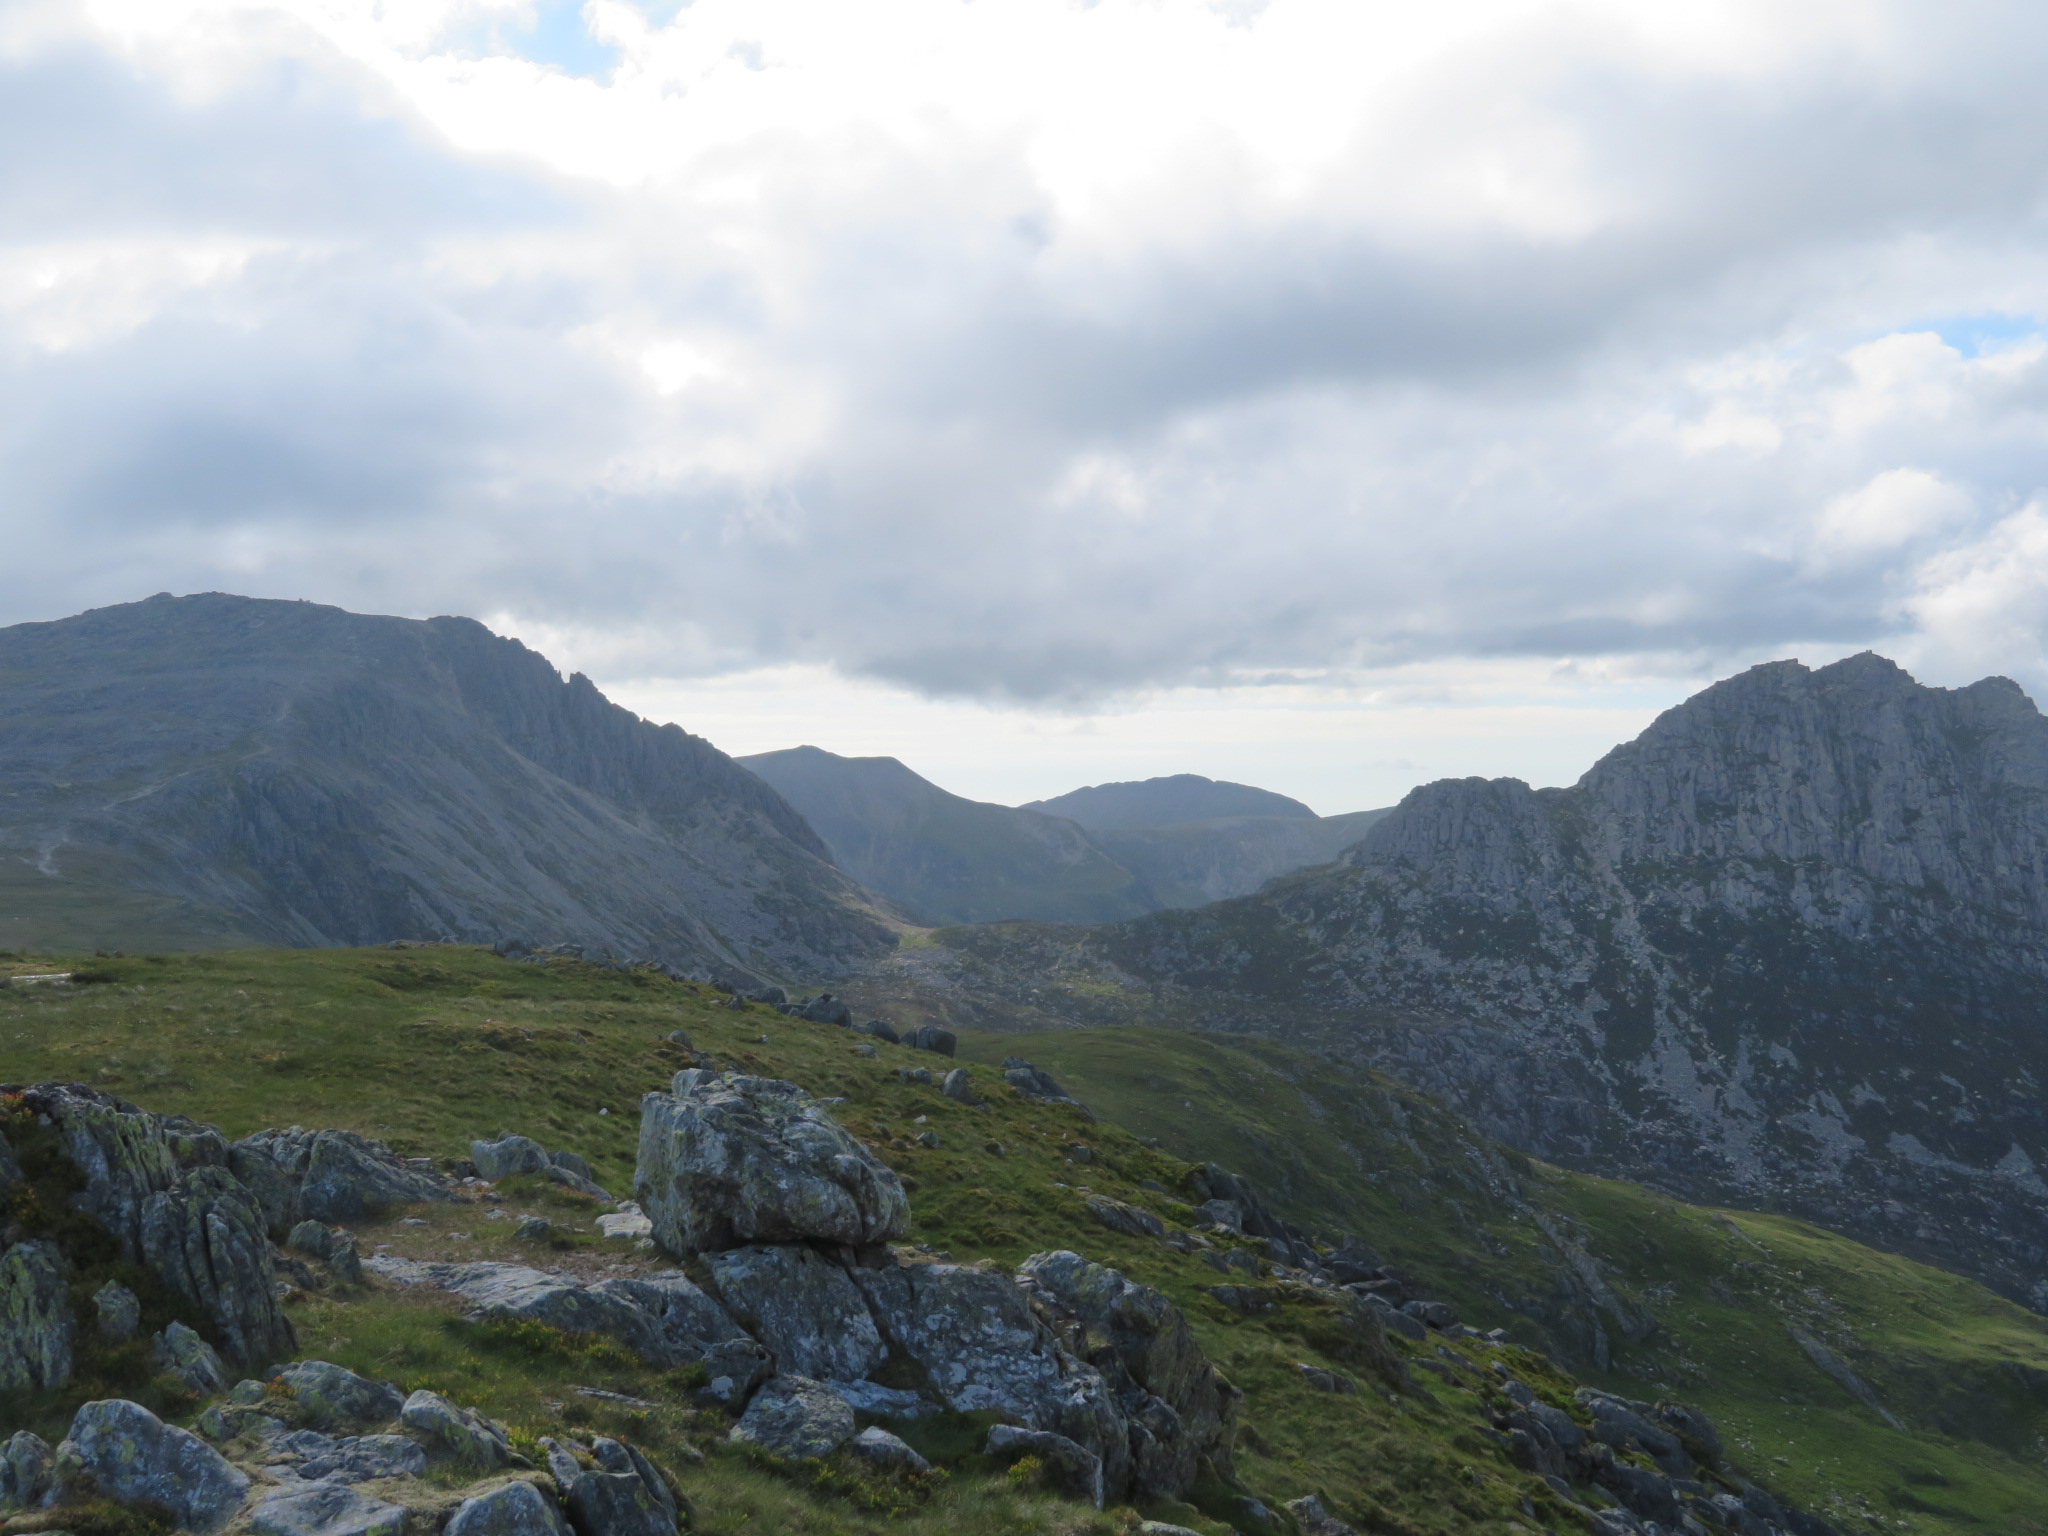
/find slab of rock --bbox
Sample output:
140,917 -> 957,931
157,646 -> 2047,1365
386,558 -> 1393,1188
471,1135 -> 550,1181
706,1245 -> 885,1382
231,1126 -> 451,1228
634,1072 -> 908,1256
64,1398 -> 252,1532
728,1376 -> 855,1461
444,1479 -> 572,1536
401,1390 -> 516,1467
141,1165 -> 297,1368
1085,1196 -> 1165,1242
94,1280 -> 141,1342
1000,1060 -> 1076,1104
19,1086 -> 184,1261
275,1431 -> 426,1484
597,1207 -> 653,1240
248,1481 -> 407,1536
546,1164 -> 614,1201
984,1425 -> 1104,1509
271,1361 -> 405,1430
153,1322 -> 230,1396
0,1240 -> 74,1391
287,1222 -> 365,1285
559,1438 -> 678,1536
0,1431 -> 54,1512
846,1426 -> 930,1475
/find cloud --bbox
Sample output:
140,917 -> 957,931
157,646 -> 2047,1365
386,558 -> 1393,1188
7,0 -> 2048,711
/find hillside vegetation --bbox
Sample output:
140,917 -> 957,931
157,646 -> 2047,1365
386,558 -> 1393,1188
1,946 -> 2043,1535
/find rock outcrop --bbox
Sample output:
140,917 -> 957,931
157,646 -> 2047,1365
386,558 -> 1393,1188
231,1126 -> 451,1228
63,1398 -> 252,1532
0,1241 -> 74,1391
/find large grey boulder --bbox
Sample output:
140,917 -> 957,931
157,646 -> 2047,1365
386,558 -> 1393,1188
984,1425 -> 1105,1509
287,1222 -> 365,1286
152,1322 -> 230,1397
846,1427 -> 930,1476
248,1482 -> 406,1536
445,1479 -> 572,1536
231,1126 -> 450,1228
271,1361 -> 405,1430
141,1164 -> 297,1368
0,1431 -> 54,1512
94,1280 -> 141,1341
706,1245 -> 885,1381
0,1240 -> 74,1391
634,1073 -> 907,1256
1021,1249 -> 1240,1501
64,1398 -> 251,1532
559,1439 -> 677,1536
728,1376 -> 855,1461
471,1135 -> 549,1181
401,1390 -> 516,1466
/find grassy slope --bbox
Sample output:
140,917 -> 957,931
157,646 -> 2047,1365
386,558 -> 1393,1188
0,946 -> 2041,1535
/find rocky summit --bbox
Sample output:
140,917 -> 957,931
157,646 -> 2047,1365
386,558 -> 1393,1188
0,594 -> 891,981
896,654 -> 2048,1311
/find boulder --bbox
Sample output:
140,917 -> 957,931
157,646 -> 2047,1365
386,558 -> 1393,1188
855,1020 -> 899,1044
1085,1196 -> 1165,1242
594,1272 -> 772,1400
1020,1250 -> 1240,1502
0,1240 -> 74,1391
230,1126 -> 451,1227
728,1376 -> 855,1461
846,1426 -> 930,1475
401,1389 -> 516,1466
286,1222 -> 365,1285
271,1361 -> 405,1430
940,1069 -> 980,1106
896,1068 -> 933,1086
64,1398 -> 252,1532
94,1280 -> 141,1341
152,1322 -> 230,1396
550,1150 -> 594,1180
799,995 -> 855,1027
546,1164 -> 614,1201
445,1479 -> 573,1536
141,1165 -> 297,1368
19,1086 -> 183,1260
1001,1061 -> 1073,1102
471,1135 -> 550,1182
247,1482 -> 407,1536
634,1073 -> 908,1256
1192,1199 -> 1244,1234
1401,1299 -> 1457,1331
1287,1494 -> 1359,1536
274,1430 -> 426,1483
560,1438 -> 678,1536
706,1245 -> 886,1382
0,1431 -> 54,1512
903,1026 -> 956,1057
984,1425 -> 1104,1509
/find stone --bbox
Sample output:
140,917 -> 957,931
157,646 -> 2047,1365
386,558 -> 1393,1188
895,1067 -> 933,1085
594,1271 -> 773,1399
554,1439 -> 678,1536
471,1135 -> 550,1182
0,1241 -> 74,1391
445,1479 -> 572,1536
1001,1062 -> 1072,1102
275,1430 -> 426,1483
18,1086 -> 184,1261
1357,1292 -> 1426,1341
706,1245 -> 886,1381
728,1376 -> 855,1461
550,1150 -> 595,1181
1085,1196 -> 1166,1241
634,1073 -> 909,1256
941,1069 -> 980,1106
1401,1299 -> 1457,1331
153,1322 -> 230,1397
598,1206 -> 654,1240
846,1426 -> 930,1475
1287,1494 -> 1359,1536
141,1165 -> 297,1368
821,1379 -> 933,1418
516,1217 -> 551,1240
93,1280 -> 141,1342
546,1164 -> 614,1201
855,1020 -> 899,1044
904,1026 -> 956,1057
917,1131 -> 941,1149
1064,1144 -> 1094,1165
1296,1363 -> 1356,1394
0,1431 -> 54,1512
231,1126 -> 451,1228
1578,1390 -> 1692,1477
1200,1284 -> 1274,1316
287,1222 -> 365,1285
64,1398 -> 251,1532
1192,1199 -> 1244,1233
799,994 -> 855,1027
984,1425 -> 1104,1508
400,1389 -> 516,1466
248,1482 -> 406,1536
271,1361 -> 405,1430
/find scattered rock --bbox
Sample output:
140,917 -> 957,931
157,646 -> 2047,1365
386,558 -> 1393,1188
635,1072 -> 909,1256
1199,1284 -> 1276,1316
940,1069 -> 980,1106
401,1389 -> 517,1467
597,1206 -> 654,1240
1402,1299 -> 1458,1331
916,1131 -> 941,1149
846,1426 -> 930,1475
896,1068 -> 933,1085
274,1430 -> 426,1483
248,1481 -> 406,1536
706,1245 -> 886,1381
445,1479 -> 572,1536
1085,1195 -> 1165,1241
984,1425 -> 1104,1509
799,995 -> 855,1027
271,1361 -> 405,1431
553,1438 -> 679,1536
903,1026 -> 956,1057
1297,1363 -> 1356,1394
1192,1199 -> 1244,1233
855,1020 -> 899,1044
1001,1060 -> 1074,1103
231,1125 -> 451,1227
286,1222 -> 364,1285
728,1376 -> 856,1461
471,1135 -> 550,1182
93,1280 -> 141,1342
515,1217 -> 551,1241
0,1240 -> 74,1391
64,1398 -> 252,1532
1287,1494 -> 1359,1536
1064,1144 -> 1093,1165
0,1430 -> 54,1512
153,1321 -> 230,1396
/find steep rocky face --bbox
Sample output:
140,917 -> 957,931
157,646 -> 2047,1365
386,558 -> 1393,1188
0,594 -> 893,981
935,655 -> 2048,1310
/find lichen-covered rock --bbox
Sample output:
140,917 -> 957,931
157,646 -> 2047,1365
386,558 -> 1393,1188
0,1240 -> 74,1391
444,1479 -> 573,1536
94,1280 -> 141,1341
984,1425 -> 1104,1509
470,1135 -> 549,1182
728,1377 -> 855,1462
152,1322 -> 230,1397
19,1085 -> 183,1259
271,1361 -> 405,1430
846,1427 -> 930,1475
286,1222 -> 365,1285
636,1073 -> 908,1256
401,1390 -> 516,1467
564,1439 -> 678,1536
141,1164 -> 296,1368
64,1398 -> 252,1532
1021,1249 -> 1240,1501
248,1481 -> 406,1536
231,1127 -> 451,1228
592,1272 -> 770,1401
0,1431 -> 54,1512
705,1245 -> 885,1382
274,1430 -> 426,1483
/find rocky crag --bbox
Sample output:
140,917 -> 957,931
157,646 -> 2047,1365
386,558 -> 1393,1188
895,655 -> 2048,1311
0,594 -> 893,981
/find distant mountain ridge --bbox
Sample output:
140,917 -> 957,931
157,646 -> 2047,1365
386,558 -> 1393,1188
892,654 -> 2048,1312
741,747 -> 1391,926
0,594 -> 894,979
1027,773 -> 1315,829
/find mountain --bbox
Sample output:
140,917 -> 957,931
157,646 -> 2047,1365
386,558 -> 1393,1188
0,593 -> 894,980
738,746 -> 1155,925
1028,772 -> 1315,829
870,653 -> 2048,1313
743,746 -> 1391,925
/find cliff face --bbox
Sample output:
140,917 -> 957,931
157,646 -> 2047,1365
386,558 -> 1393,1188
0,594 -> 893,980
954,655 -> 2048,1308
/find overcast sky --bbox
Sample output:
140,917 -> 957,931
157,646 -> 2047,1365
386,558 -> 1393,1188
6,0 -> 2048,810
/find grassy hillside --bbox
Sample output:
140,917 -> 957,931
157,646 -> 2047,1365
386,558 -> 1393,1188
2,945 -> 2043,1534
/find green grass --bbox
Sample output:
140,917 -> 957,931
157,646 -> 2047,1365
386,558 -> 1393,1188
0,944 -> 2043,1534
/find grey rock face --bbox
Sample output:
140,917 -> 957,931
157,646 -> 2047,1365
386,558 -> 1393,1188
286,1222 -> 365,1285
983,1425 -> 1104,1509
274,1431 -> 426,1484
471,1135 -> 549,1181
271,1361 -> 405,1430
94,1280 -> 141,1341
65,1398 -> 252,1532
0,1241 -> 74,1391
232,1127 -> 451,1228
558,1438 -> 677,1536
19,1085 -> 183,1259
634,1073 -> 908,1256
400,1390 -> 515,1466
444,1479 -> 572,1536
705,1245 -> 885,1381
152,1322 -> 230,1397
0,1431 -> 54,1512
728,1376 -> 856,1461
140,1164 -> 297,1368
248,1482 -> 406,1536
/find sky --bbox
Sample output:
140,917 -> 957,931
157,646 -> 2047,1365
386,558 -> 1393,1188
6,0 -> 2048,811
